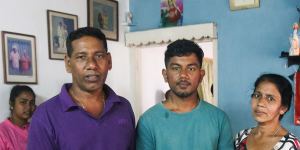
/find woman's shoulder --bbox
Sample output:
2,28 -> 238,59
234,128 -> 253,149
275,132 -> 300,149
0,119 -> 11,130
235,128 -> 253,139
285,132 -> 300,144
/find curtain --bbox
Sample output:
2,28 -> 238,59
197,58 -> 216,106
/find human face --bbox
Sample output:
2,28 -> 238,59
162,53 -> 205,98
251,81 -> 287,124
11,91 -> 35,122
65,36 -> 112,93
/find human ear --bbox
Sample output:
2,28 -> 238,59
9,102 -> 14,110
280,106 -> 288,115
198,69 -> 206,82
162,69 -> 168,82
64,55 -> 71,73
107,53 -> 112,70
200,69 -> 205,77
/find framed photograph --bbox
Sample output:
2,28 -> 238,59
88,0 -> 119,41
160,0 -> 183,27
229,0 -> 259,11
2,31 -> 37,84
47,10 -> 78,60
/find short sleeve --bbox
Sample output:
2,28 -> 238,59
136,116 -> 155,150
217,113 -> 234,150
27,108 -> 57,150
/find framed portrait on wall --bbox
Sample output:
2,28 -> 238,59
2,31 -> 37,84
87,0 -> 119,41
229,0 -> 259,11
47,10 -> 78,60
160,0 -> 183,27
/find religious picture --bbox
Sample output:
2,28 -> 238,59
160,0 -> 183,27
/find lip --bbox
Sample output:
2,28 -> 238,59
85,74 -> 100,82
254,110 -> 266,115
177,81 -> 190,88
23,111 -> 31,116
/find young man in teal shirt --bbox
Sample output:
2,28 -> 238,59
136,39 -> 233,150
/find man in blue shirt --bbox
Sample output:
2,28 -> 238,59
28,27 -> 135,149
136,39 -> 233,150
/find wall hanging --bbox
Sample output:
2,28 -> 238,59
88,0 -> 119,41
160,0 -> 183,27
2,31 -> 37,84
47,10 -> 78,60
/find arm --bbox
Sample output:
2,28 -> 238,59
27,108 -> 57,150
0,134 -> 8,150
136,116 -> 155,150
218,114 -> 234,150
128,104 -> 136,150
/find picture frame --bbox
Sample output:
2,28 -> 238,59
87,0 -> 119,41
47,10 -> 78,60
160,0 -> 183,27
2,31 -> 37,84
229,0 -> 259,11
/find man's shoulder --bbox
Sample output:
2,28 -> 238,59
33,95 -> 61,117
105,85 -> 133,107
199,100 -> 230,121
137,103 -> 163,127
201,100 -> 226,114
115,95 -> 131,105
36,83 -> 72,111
140,103 -> 163,118
38,95 -> 60,108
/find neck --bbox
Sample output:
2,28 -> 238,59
69,86 -> 105,102
254,122 -> 282,137
69,86 -> 106,113
9,116 -> 28,128
164,92 -> 199,113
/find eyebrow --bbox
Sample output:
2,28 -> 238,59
73,51 -> 86,55
19,98 -> 34,101
187,64 -> 200,67
169,63 -> 180,66
74,51 -> 107,55
169,62 -> 200,66
254,91 -> 279,98
95,51 -> 107,54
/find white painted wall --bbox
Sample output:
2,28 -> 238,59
0,0 -> 134,122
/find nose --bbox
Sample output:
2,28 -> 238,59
23,101 -> 32,110
179,69 -> 189,78
86,56 -> 97,70
256,96 -> 267,106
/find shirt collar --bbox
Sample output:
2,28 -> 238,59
59,83 -> 122,112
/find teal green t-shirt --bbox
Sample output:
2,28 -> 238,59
136,100 -> 234,150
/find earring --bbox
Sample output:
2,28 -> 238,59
10,106 -> 13,110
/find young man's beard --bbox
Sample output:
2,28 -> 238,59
172,89 -> 194,99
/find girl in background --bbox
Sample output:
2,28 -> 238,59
0,85 -> 36,150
